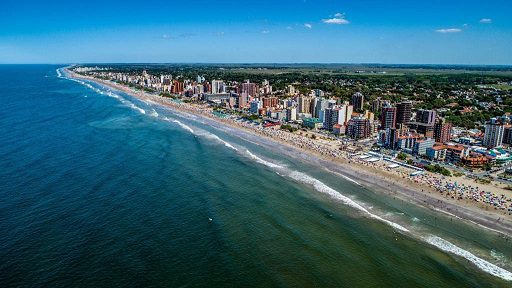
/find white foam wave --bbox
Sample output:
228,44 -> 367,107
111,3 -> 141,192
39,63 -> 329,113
128,103 -> 145,114
199,131 -> 238,151
56,69 -> 62,78
107,91 -> 120,99
239,148 -> 408,233
171,119 -> 194,133
245,149 -> 283,168
166,119 -> 239,152
340,174 -> 361,186
425,235 -> 512,281
288,171 -> 409,232
149,109 -> 159,118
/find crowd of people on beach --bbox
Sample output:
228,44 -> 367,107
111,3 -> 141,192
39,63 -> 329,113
349,155 -> 512,215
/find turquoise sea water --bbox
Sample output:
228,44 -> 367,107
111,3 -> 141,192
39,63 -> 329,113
0,65 -> 511,287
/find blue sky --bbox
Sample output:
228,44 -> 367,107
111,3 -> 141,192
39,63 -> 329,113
1,0 -> 511,64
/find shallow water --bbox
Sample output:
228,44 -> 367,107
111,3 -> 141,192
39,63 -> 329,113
0,65 -> 511,287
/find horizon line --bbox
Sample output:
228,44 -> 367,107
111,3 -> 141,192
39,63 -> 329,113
2,62 -> 512,67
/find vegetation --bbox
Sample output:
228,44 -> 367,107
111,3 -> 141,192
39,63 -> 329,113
280,124 -> 298,132
424,164 -> 452,176
453,172 -> 464,177
476,178 -> 492,184
396,152 -> 407,161
243,114 -> 260,121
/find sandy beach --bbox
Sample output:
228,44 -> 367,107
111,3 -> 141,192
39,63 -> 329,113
65,68 -> 512,237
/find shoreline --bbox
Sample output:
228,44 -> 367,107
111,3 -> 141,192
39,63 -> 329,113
64,68 -> 512,238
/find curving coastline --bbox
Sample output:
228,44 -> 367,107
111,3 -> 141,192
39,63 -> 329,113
63,67 -> 512,238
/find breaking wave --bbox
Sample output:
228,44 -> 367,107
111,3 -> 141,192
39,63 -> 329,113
171,119 -> 195,134
425,235 -> 512,281
149,109 -> 159,118
128,103 -> 145,114
240,148 -> 409,233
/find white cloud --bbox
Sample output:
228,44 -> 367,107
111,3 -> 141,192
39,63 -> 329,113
323,18 -> 350,24
480,18 -> 492,24
304,23 -> 312,29
261,30 -> 270,34
435,28 -> 462,33
322,13 -> 350,25
286,26 -> 293,30
161,34 -> 171,39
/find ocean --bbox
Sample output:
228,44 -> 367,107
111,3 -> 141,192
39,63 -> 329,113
0,65 -> 511,287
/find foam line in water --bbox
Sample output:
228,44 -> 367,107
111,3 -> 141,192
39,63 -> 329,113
340,174 -> 361,186
288,171 -> 409,233
245,149 -> 283,168
171,119 -> 194,133
196,130 -> 238,151
425,235 -> 512,281
128,103 -> 145,114
149,109 -> 159,118
63,74 -> 149,116
167,117 -> 239,152
240,148 -> 408,232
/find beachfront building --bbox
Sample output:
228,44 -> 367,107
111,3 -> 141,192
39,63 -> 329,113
383,127 -> 400,149
324,107 -> 342,131
333,124 -> 346,135
250,100 -> 262,114
314,98 -> 328,119
286,107 -> 297,122
412,138 -> 435,156
323,104 -> 353,132
302,118 -> 323,130
347,117 -> 371,140
483,118 -> 505,148
396,133 -> 422,153
298,96 -> 314,114
204,93 -> 231,104
445,144 -> 469,163
461,153 -> 489,169
426,145 -> 447,161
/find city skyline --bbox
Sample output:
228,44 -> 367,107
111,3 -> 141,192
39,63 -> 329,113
1,0 -> 511,64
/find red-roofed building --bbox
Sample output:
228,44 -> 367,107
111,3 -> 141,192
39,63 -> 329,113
426,144 -> 447,161
461,153 -> 489,169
